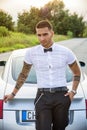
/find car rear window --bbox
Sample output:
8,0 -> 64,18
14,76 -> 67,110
12,56 -> 73,83
12,56 -> 37,84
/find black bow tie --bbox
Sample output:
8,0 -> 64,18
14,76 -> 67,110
44,48 -> 52,53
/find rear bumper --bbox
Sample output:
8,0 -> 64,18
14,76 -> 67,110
0,120 -> 3,130
3,111 -> 35,130
66,110 -> 87,130
2,109 -> 87,130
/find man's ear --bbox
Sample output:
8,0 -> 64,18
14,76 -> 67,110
51,30 -> 54,36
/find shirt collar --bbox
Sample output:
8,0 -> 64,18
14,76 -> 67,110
40,43 -> 55,52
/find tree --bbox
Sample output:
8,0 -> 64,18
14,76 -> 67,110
68,13 -> 85,37
41,0 -> 85,37
41,0 -> 64,21
17,0 -> 85,37
17,0 -> 65,34
0,10 -> 14,31
17,7 -> 41,34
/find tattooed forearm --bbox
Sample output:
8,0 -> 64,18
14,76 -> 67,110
15,62 -> 32,90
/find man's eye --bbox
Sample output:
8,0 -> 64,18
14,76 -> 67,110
43,33 -> 48,36
37,34 -> 41,36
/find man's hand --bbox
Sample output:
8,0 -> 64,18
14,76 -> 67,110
64,91 -> 75,101
4,94 -> 14,103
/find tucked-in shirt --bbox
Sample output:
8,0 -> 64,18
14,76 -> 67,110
24,43 -> 76,88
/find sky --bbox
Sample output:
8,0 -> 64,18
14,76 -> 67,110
0,0 -> 87,22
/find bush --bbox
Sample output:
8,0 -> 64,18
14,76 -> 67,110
67,31 -> 73,38
0,26 -> 10,37
83,27 -> 87,37
13,44 -> 26,49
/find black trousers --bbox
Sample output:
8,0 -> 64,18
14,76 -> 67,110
34,90 -> 71,130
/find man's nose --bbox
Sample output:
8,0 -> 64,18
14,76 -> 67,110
40,36 -> 45,41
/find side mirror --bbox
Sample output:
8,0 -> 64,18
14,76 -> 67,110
79,61 -> 85,67
0,61 -> 6,66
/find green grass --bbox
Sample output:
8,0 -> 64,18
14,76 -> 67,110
0,32 -> 70,53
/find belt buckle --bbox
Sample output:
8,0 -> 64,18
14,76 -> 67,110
50,88 -> 55,93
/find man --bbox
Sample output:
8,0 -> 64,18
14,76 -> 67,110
4,20 -> 81,130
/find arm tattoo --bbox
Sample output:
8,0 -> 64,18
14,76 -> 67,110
15,85 -> 20,90
73,76 -> 80,81
15,62 -> 32,90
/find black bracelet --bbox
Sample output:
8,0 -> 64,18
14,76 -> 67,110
74,76 -> 80,81
11,92 -> 16,96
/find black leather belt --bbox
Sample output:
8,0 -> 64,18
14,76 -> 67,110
38,87 -> 68,93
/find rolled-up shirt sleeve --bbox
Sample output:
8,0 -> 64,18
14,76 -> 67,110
24,48 -> 33,65
67,49 -> 76,65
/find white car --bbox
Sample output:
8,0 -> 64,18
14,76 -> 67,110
0,48 -> 87,130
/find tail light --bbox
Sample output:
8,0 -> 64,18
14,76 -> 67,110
85,99 -> 87,118
0,100 -> 3,119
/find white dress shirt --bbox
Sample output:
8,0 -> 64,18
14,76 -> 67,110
24,43 -> 76,88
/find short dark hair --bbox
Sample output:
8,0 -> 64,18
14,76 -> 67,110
36,20 -> 53,30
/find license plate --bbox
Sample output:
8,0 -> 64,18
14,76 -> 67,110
22,110 -> 35,122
